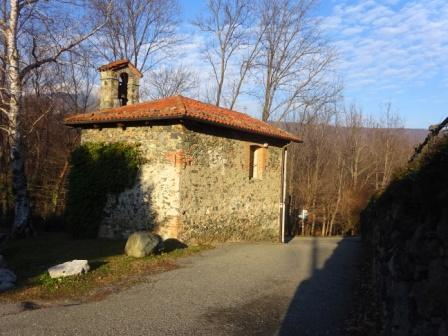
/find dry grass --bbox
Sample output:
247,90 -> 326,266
0,233 -> 210,304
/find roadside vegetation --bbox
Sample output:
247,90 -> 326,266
65,142 -> 144,238
0,233 -> 210,303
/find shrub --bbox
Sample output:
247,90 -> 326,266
65,142 -> 144,238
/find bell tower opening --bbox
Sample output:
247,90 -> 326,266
118,73 -> 128,106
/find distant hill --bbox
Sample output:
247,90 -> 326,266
273,121 -> 428,145
402,128 -> 428,143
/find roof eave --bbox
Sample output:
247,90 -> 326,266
64,114 -> 301,143
181,115 -> 301,143
64,114 -> 182,126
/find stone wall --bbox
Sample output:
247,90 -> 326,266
179,127 -> 283,243
81,123 -> 285,242
81,125 -> 183,239
361,135 -> 448,335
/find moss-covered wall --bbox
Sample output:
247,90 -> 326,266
81,125 -> 183,239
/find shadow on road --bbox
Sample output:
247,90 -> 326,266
279,237 -> 361,336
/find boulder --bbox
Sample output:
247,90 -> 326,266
0,281 -> 15,292
48,259 -> 90,279
125,231 -> 161,258
0,268 -> 16,283
0,268 -> 17,292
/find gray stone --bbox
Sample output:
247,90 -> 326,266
125,231 -> 161,258
48,260 -> 90,279
0,268 -> 16,283
0,268 -> 16,292
0,281 -> 15,292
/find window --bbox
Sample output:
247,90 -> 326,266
249,145 -> 266,180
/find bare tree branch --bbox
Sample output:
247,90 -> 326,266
20,20 -> 107,79
194,0 -> 254,107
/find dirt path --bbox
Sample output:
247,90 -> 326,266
0,237 -> 361,336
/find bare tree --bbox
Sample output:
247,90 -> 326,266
287,101 -> 414,236
228,27 -> 264,110
91,0 -> 179,74
256,0 -> 336,122
147,66 -> 198,99
193,0 -> 255,107
21,49 -> 97,221
54,50 -> 98,113
0,0 -> 109,236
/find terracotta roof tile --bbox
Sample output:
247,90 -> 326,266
64,95 -> 301,142
98,59 -> 143,78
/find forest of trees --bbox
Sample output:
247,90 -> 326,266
0,0 -> 422,236
285,105 -> 418,236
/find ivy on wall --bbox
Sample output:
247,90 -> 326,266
65,142 -> 144,238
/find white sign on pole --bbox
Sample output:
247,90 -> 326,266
298,209 -> 308,220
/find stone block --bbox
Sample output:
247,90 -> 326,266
48,260 -> 90,278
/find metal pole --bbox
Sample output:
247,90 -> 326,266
281,148 -> 288,243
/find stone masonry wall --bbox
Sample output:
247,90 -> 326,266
81,125 -> 183,239
361,135 -> 448,335
179,128 -> 283,243
81,123 -> 284,242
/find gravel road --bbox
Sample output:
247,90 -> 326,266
0,237 -> 360,336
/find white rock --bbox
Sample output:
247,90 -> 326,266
0,268 -> 16,283
125,231 -> 161,258
48,260 -> 90,279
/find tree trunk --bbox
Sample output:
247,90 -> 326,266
7,0 -> 32,236
321,209 -> 327,236
215,49 -> 226,107
328,157 -> 343,236
51,159 -> 69,214
261,54 -> 273,121
321,222 -> 326,236
310,199 -> 316,236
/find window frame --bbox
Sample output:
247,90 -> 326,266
249,145 -> 266,180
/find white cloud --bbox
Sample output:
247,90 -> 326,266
322,0 -> 448,94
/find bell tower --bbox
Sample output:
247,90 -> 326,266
98,59 -> 143,109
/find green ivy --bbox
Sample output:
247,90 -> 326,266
65,142 -> 144,238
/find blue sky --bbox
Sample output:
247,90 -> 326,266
178,0 -> 447,129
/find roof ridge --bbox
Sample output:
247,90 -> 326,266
98,59 -> 143,78
98,96 -> 181,113
176,95 -> 188,116
179,95 -> 274,126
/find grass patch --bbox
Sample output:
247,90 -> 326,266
0,233 -> 211,303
